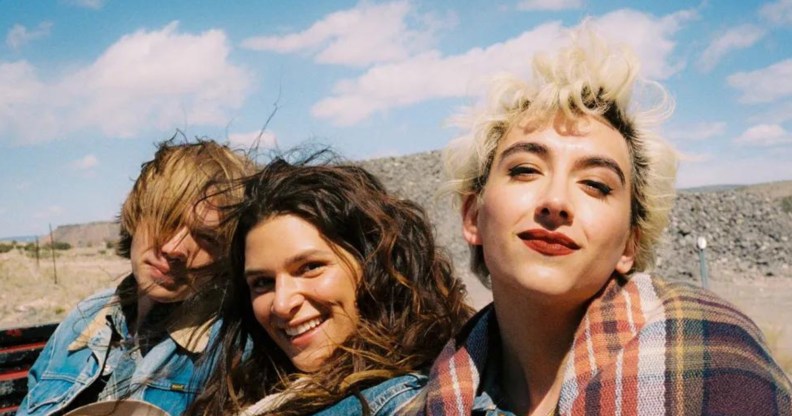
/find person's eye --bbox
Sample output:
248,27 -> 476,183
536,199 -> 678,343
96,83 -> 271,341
508,165 -> 540,178
300,261 -> 327,277
581,180 -> 613,197
248,276 -> 274,294
193,230 -> 219,247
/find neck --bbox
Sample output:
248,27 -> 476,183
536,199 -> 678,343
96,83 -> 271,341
491,282 -> 587,416
135,295 -> 156,335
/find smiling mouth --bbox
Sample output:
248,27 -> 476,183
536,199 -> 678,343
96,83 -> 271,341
284,317 -> 325,338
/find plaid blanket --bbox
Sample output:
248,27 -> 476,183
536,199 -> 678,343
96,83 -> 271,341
398,273 -> 792,415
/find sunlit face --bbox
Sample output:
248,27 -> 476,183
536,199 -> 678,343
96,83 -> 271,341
244,214 -> 360,372
463,114 -> 636,308
130,204 -> 220,304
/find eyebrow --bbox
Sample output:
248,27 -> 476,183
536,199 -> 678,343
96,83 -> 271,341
243,249 -> 328,279
498,141 -> 626,186
499,141 -> 548,160
574,156 -> 626,186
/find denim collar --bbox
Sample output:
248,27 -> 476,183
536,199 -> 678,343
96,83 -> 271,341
67,276 -> 212,354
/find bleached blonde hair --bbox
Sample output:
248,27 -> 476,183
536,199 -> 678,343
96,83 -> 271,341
444,28 -> 678,281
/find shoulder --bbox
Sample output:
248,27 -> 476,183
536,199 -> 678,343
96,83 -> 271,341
49,286 -> 117,343
624,274 -> 792,411
313,373 -> 428,416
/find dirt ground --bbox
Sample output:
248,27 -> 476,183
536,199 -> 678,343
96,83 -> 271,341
709,276 -> 792,373
2,246 -> 790,375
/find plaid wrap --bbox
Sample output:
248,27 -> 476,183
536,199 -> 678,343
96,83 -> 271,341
399,273 -> 792,415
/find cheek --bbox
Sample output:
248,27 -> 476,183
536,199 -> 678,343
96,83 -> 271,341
191,247 -> 216,268
316,272 -> 360,323
251,295 -> 273,330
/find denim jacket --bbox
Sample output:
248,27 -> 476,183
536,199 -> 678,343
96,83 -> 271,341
18,284 -> 219,416
313,373 -> 428,415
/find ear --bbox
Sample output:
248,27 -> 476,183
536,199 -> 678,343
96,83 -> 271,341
461,194 -> 483,246
615,227 -> 638,275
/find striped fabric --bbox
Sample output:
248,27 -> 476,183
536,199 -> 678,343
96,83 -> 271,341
399,273 -> 792,415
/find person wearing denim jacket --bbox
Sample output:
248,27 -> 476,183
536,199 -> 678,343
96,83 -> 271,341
18,140 -> 253,416
18,280 -> 220,416
186,160 -> 473,415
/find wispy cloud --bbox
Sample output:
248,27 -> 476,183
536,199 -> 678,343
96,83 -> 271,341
728,59 -> 792,103
697,24 -> 765,72
676,151 -> 713,163
228,130 -> 277,149
677,149 -> 792,188
516,0 -> 583,11
733,123 -> 792,146
241,1 -> 454,67
759,0 -> 792,25
666,121 -> 727,141
749,100 -> 792,124
311,8 -> 692,126
63,0 -> 105,10
0,22 -> 252,145
70,154 -> 98,170
5,22 -> 53,50
33,205 -> 64,220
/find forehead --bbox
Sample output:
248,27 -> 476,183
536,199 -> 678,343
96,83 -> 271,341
494,114 -> 632,170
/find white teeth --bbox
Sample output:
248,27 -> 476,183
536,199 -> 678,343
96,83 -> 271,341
284,317 -> 323,337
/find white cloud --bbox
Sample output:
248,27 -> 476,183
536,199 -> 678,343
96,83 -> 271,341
733,124 -> 792,146
241,1 -> 453,67
228,130 -> 277,148
666,121 -> 727,141
0,22 -> 252,145
759,0 -> 792,25
517,0 -> 583,11
750,100 -> 792,124
592,9 -> 694,80
728,59 -> 792,103
63,0 -> 105,9
696,24 -> 765,72
676,151 -> 713,163
312,9 -> 692,125
677,149 -> 792,188
6,22 -> 53,50
71,154 -> 98,170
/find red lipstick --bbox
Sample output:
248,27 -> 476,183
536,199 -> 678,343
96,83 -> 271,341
518,229 -> 580,256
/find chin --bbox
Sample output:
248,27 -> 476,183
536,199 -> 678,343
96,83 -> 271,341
144,287 -> 190,304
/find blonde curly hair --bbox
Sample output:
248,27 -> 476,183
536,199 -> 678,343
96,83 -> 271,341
444,28 -> 678,282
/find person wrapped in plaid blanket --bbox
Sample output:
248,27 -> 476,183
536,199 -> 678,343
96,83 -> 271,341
397,26 -> 792,416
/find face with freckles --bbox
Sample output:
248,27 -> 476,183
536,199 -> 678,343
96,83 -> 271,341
244,214 -> 360,372
463,114 -> 636,308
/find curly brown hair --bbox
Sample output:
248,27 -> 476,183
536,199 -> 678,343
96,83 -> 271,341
187,154 -> 473,415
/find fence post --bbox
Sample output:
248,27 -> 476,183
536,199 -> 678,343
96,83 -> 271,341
49,223 -> 58,285
35,236 -> 40,268
696,236 -> 709,289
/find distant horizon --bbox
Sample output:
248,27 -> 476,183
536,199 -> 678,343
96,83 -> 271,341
3,175 -> 790,242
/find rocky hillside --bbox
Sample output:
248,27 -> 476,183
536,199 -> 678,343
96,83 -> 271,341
361,151 -> 792,306
42,221 -> 119,248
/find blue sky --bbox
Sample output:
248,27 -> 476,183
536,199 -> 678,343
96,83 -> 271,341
1,0 -> 791,238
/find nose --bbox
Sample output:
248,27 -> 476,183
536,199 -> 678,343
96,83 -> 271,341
161,227 -> 192,261
534,178 -> 574,230
271,275 -> 303,320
